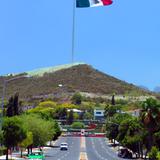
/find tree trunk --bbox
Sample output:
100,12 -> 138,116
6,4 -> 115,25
6,147 -> 9,160
145,131 -> 153,158
113,139 -> 115,146
148,132 -> 153,151
138,142 -> 142,158
140,144 -> 143,158
21,148 -> 23,158
31,145 -> 33,153
27,147 -> 29,155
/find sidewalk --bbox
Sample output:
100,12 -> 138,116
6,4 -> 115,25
105,138 -> 146,160
0,155 -> 25,160
105,138 -> 119,153
0,140 -> 58,160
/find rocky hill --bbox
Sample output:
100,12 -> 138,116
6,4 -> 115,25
154,86 -> 160,93
0,63 -> 152,100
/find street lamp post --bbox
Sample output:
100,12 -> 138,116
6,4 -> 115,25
0,75 -> 29,129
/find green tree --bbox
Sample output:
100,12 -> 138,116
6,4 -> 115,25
54,106 -> 67,119
13,93 -> 19,115
0,130 -> 3,146
3,116 -> 27,160
27,107 -> 55,120
104,104 -> 120,120
53,121 -> 61,140
83,112 -> 93,120
111,94 -> 115,105
106,122 -> 118,145
73,112 -> 79,120
80,102 -> 94,113
71,92 -> 83,105
106,113 -> 131,145
67,110 -> 74,125
6,93 -> 20,117
21,114 -> 55,147
118,117 -> 143,157
6,96 -> 14,117
140,98 -> 160,153
154,131 -> 160,149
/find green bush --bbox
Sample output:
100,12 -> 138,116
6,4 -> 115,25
71,122 -> 85,129
148,146 -> 159,160
0,147 -> 6,156
37,101 -> 57,108
157,152 -> 160,160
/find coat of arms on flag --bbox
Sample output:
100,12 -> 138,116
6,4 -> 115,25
76,0 -> 113,8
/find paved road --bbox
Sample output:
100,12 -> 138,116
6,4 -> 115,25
86,137 -> 124,160
45,136 -> 80,160
45,136 -> 128,160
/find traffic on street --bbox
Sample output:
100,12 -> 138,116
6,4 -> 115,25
45,136 -> 126,160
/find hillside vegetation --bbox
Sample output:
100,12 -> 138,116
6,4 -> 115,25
0,63 -> 152,100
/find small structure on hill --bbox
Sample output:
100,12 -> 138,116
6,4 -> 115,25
94,109 -> 105,120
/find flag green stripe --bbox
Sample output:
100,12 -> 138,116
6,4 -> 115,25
76,0 -> 90,8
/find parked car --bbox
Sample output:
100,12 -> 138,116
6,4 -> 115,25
118,147 -> 132,159
60,142 -> 68,150
28,150 -> 45,160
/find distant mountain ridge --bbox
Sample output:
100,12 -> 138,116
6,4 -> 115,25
0,63 -> 152,99
154,86 -> 160,93
138,85 -> 150,91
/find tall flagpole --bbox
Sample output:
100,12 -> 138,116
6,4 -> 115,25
72,0 -> 76,64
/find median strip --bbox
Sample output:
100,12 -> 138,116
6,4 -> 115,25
80,137 -> 86,149
79,152 -> 88,160
79,136 -> 88,160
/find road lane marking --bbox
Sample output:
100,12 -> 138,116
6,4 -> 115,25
79,137 -> 89,160
80,137 -> 86,149
79,152 -> 88,160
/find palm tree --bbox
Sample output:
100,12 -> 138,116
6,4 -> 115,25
140,98 -> 160,155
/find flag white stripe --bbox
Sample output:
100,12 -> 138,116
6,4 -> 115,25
89,0 -> 103,7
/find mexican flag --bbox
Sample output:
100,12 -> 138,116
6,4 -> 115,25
76,0 -> 113,8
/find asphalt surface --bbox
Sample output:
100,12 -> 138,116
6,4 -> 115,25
45,136 -> 80,160
45,136 -> 128,160
86,137 -> 124,160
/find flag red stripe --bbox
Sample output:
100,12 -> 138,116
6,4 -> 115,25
101,0 -> 113,5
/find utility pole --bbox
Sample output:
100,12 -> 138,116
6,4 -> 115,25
71,0 -> 76,64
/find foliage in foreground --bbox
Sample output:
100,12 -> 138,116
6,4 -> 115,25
20,114 -> 60,146
2,116 -> 27,160
106,98 -> 160,158
1,113 -> 61,159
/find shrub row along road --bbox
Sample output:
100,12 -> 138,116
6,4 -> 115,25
45,136 -> 125,160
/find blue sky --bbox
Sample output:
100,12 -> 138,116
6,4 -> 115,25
0,0 -> 160,90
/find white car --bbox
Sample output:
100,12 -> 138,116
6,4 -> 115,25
60,142 -> 68,150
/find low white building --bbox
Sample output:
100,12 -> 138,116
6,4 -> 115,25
67,109 -> 83,114
94,109 -> 105,120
